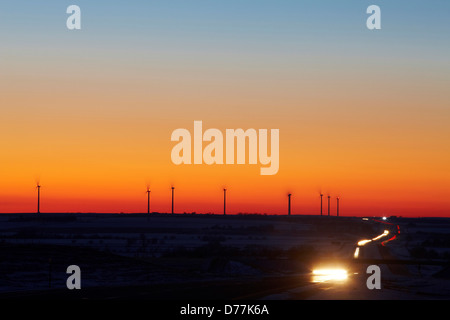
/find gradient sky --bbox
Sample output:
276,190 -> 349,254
1,1 -> 450,216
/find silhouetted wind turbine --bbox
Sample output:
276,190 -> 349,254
288,193 -> 292,216
146,187 -> 151,215
36,183 -> 41,214
171,186 -> 175,215
327,195 -> 331,216
336,197 -> 340,217
320,193 -> 323,216
223,188 -> 227,215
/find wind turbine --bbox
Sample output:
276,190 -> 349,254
146,186 -> 151,215
36,183 -> 41,214
288,193 -> 292,216
336,197 -> 340,217
327,195 -> 331,216
223,188 -> 227,215
320,193 -> 323,216
171,186 -> 175,215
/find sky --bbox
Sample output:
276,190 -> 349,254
0,1 -> 449,216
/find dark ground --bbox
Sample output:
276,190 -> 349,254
0,213 -> 449,299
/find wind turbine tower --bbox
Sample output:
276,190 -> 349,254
146,187 -> 151,215
288,193 -> 292,216
223,188 -> 227,215
171,186 -> 175,215
36,183 -> 41,214
337,197 -> 340,217
320,193 -> 323,216
327,195 -> 331,216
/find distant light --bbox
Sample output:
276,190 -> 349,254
362,218 -> 369,221
382,216 -> 387,221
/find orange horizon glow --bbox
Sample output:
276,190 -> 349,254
2,97 -> 449,217
1,179 -> 449,217
1,106 -> 449,217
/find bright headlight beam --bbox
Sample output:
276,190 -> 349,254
358,230 -> 389,247
357,239 -> 372,246
372,230 -> 389,241
354,247 -> 360,258
312,269 -> 347,275
312,269 -> 348,282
